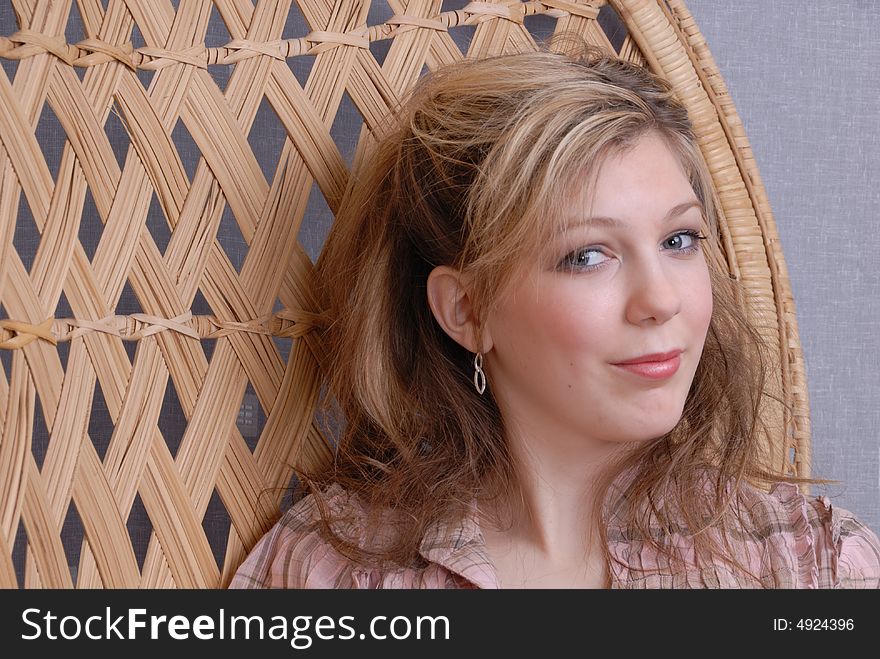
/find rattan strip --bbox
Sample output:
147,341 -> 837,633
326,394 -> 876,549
0,2 -> 608,69
0,311 -> 323,347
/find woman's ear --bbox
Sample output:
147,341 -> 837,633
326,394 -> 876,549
426,265 -> 492,353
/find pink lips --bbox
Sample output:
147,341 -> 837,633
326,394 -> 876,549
611,350 -> 682,381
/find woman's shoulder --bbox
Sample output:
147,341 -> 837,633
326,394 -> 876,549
737,480 -> 880,588
228,483 -> 372,589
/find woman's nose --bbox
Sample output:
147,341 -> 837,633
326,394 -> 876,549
624,256 -> 682,325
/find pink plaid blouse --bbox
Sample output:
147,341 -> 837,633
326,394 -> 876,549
229,477 -> 880,589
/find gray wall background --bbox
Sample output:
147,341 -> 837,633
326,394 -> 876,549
685,0 -> 880,531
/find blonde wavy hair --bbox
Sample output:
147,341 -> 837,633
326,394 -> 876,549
298,35 -> 826,585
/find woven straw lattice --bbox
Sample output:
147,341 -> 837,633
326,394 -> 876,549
0,0 -> 810,589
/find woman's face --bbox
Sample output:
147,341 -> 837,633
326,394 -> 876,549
483,131 -> 713,450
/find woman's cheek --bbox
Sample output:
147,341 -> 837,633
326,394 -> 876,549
698,271 -> 714,333
553,304 -> 612,356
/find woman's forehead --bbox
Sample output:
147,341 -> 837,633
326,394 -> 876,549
558,154 -> 697,228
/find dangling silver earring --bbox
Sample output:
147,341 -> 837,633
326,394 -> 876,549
473,351 -> 486,395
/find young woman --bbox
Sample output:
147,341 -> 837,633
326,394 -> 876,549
230,39 -> 880,589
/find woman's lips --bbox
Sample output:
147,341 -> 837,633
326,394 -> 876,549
611,354 -> 681,380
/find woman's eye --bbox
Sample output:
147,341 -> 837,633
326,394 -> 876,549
664,229 -> 707,253
664,231 -> 694,250
558,230 -> 707,272
560,248 -> 608,271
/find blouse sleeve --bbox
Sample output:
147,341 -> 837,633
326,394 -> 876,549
768,482 -> 880,588
228,486 -> 360,589
829,502 -> 880,589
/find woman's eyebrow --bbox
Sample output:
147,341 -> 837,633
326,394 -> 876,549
567,199 -> 703,230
